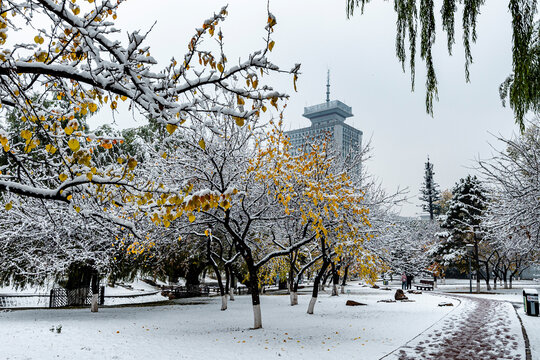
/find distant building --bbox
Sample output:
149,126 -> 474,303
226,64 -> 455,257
285,72 -> 363,162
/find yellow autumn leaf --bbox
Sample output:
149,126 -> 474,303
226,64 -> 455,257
20,129 -> 32,140
268,41 -> 275,51
234,117 -> 245,127
45,144 -> 57,154
5,202 -> 13,211
166,124 -> 177,135
217,63 -> 224,73
68,138 -> 80,151
127,157 -> 137,170
188,214 -> 196,223
88,103 -> 98,113
198,138 -> 206,150
86,172 -> 93,181
59,173 -> 68,182
64,126 -> 74,135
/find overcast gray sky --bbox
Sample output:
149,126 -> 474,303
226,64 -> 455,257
92,0 -> 520,216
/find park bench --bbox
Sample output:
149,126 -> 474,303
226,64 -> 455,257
415,280 -> 434,291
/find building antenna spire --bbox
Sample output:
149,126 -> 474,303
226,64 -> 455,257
326,69 -> 330,103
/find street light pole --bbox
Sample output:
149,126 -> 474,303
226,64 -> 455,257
468,254 -> 472,293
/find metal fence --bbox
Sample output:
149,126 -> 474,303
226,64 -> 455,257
49,286 -> 105,308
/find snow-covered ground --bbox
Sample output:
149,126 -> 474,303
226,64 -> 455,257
0,285 -> 457,360
1,279 -> 537,359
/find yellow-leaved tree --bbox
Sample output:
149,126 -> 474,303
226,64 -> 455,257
251,120 -> 380,314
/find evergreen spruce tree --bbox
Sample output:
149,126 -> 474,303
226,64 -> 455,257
419,157 -> 441,220
438,175 -> 487,292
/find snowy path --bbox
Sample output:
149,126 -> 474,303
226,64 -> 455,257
388,295 -> 525,360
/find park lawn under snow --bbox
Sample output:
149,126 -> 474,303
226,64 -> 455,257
0,286 -> 457,360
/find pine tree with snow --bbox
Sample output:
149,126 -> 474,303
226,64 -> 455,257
419,157 -> 441,220
437,175 -> 487,292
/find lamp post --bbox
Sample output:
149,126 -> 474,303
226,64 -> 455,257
465,243 -> 475,294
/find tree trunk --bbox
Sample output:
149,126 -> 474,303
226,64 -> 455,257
321,269 -> 332,291
90,270 -> 99,313
331,263 -> 339,296
221,295 -> 228,311
289,291 -> 298,306
509,275 -> 513,289
493,276 -> 497,290
207,240 -> 226,310
484,262 -> 491,291
308,260 -> 330,314
250,276 -> 262,328
340,265 -> 349,294
228,268 -> 236,301
225,266 -> 230,295
245,261 -> 262,328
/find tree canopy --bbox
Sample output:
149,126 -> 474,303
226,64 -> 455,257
346,0 -> 539,131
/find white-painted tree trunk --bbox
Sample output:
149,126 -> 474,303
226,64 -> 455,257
290,291 -> 298,306
476,278 -> 480,293
307,297 -> 317,314
229,291 -> 235,301
252,304 -> 262,329
332,284 -> 338,296
220,295 -> 228,311
340,285 -> 345,294
91,294 -> 98,313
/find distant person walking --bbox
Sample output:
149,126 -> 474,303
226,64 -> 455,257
401,273 -> 407,290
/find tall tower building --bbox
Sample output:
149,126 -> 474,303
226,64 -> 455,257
286,72 -> 363,160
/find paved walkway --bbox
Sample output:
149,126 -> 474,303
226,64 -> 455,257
388,295 -> 525,360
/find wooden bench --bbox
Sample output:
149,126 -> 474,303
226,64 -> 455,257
415,280 -> 434,291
